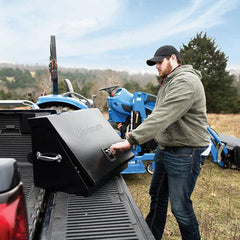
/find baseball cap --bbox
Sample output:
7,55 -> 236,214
146,45 -> 180,66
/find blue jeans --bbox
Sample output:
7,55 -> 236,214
146,146 -> 207,240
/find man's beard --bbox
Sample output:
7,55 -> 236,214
159,61 -> 172,78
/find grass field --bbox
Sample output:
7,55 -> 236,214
124,114 -> 240,240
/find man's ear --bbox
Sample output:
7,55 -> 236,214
170,54 -> 178,65
170,54 -> 177,61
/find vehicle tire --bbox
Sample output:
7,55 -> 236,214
146,162 -> 154,175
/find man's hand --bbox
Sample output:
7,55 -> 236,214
125,132 -> 131,138
110,140 -> 131,154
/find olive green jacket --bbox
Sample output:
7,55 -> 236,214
128,65 -> 210,147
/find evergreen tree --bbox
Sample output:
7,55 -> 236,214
142,82 -> 160,95
180,32 -> 239,113
122,80 -> 142,93
80,82 -> 94,98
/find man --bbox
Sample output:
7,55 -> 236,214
110,45 -> 210,240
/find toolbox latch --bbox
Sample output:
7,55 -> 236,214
102,148 -> 117,162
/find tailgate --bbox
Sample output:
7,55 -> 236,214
40,175 -> 154,240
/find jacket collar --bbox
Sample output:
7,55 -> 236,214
159,64 -> 182,86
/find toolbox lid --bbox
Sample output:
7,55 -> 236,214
29,108 -> 134,185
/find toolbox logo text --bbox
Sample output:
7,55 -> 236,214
73,124 -> 103,137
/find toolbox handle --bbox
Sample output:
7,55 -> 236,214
36,152 -> 62,163
102,148 -> 117,162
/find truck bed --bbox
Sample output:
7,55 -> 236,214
19,163 -> 154,240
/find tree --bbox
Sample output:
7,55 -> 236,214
80,82 -> 94,98
142,82 -> 160,95
122,80 -> 142,93
180,32 -> 239,113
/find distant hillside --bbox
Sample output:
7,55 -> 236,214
230,68 -> 240,92
0,63 -> 158,109
1,63 -> 239,111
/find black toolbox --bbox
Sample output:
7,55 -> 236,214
29,108 -> 134,196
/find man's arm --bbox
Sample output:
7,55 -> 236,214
111,79 -> 194,152
129,80 -> 194,145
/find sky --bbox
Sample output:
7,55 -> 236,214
0,0 -> 239,74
